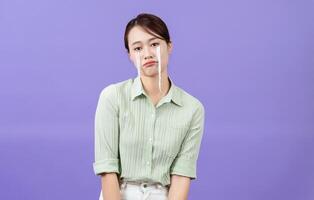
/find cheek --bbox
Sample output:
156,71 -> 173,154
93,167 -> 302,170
161,53 -> 169,65
129,54 -> 136,64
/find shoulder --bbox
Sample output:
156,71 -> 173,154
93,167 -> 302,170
99,78 -> 133,98
176,86 -> 205,115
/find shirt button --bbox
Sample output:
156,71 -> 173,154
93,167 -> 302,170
149,138 -> 152,142
146,161 -> 150,165
151,114 -> 154,117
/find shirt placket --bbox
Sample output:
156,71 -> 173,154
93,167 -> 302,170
145,101 -> 157,175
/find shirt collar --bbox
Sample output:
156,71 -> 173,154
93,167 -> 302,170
131,76 -> 183,107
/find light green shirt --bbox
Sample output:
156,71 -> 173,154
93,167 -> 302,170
93,76 -> 205,186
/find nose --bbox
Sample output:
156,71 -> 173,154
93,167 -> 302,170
143,46 -> 154,60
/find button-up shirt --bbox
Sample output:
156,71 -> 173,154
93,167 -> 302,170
93,76 -> 205,186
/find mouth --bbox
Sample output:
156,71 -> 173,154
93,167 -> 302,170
143,61 -> 158,68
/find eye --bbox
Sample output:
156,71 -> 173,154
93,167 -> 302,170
133,47 -> 142,51
151,42 -> 159,47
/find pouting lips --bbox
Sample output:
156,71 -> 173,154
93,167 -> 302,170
143,61 -> 157,67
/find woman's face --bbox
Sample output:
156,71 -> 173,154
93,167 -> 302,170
127,26 -> 172,78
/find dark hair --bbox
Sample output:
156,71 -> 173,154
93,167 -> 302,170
124,13 -> 171,53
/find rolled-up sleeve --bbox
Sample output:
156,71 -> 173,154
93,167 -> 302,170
93,84 -> 120,175
170,102 -> 205,179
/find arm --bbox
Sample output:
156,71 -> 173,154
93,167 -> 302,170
100,172 -> 121,200
93,85 -> 121,200
168,175 -> 191,200
169,102 -> 205,200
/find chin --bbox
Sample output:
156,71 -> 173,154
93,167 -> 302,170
143,68 -> 167,77
141,69 -> 158,77
142,73 -> 158,78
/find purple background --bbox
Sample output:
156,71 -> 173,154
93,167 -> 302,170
1,0 -> 314,199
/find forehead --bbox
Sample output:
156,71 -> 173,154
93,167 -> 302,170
128,26 -> 160,45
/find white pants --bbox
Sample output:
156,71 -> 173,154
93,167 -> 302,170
99,180 -> 169,200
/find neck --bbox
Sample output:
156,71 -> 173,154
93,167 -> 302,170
140,72 -> 170,97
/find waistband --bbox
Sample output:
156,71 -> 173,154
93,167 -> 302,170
119,179 -> 169,190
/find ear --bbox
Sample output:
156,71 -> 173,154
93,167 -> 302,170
167,42 -> 173,54
128,51 -> 133,62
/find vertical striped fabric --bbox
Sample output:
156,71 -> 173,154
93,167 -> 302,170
93,76 -> 205,186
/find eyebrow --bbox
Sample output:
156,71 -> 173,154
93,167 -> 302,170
131,37 -> 158,46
